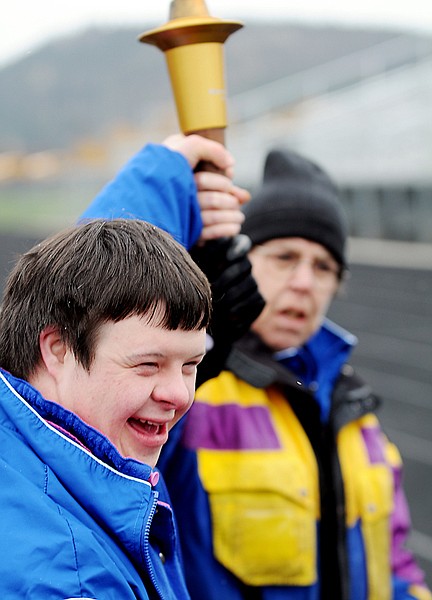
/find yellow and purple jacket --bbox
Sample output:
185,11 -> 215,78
160,321 -> 431,600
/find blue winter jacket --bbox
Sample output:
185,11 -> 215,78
0,368 -> 190,599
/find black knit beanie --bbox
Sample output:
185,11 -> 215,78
242,149 -> 348,267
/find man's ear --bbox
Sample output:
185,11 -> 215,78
38,326 -> 68,376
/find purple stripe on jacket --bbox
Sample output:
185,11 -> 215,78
391,454 -> 427,586
362,425 -> 426,586
361,425 -> 386,463
181,402 -> 281,450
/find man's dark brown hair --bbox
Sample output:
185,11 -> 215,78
0,219 -> 211,379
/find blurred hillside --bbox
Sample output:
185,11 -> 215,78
0,22 -> 431,242
0,23 -> 419,153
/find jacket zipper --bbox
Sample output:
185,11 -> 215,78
142,493 -> 165,600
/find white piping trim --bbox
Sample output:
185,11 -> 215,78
0,372 -> 152,488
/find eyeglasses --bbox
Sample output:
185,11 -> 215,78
252,245 -> 341,286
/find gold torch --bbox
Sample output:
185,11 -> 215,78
139,3 -> 265,352
138,0 -> 243,148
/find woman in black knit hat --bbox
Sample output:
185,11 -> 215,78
160,148 -> 430,600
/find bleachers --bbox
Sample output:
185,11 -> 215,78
227,35 -> 432,242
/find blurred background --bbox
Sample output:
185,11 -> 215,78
1,1 -> 432,237
0,0 -> 431,587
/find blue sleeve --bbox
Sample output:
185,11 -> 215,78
80,143 -> 203,250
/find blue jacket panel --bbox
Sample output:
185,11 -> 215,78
80,144 -> 203,249
0,369 -> 190,599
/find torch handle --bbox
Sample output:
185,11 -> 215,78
192,127 -> 226,174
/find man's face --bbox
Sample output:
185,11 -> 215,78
248,237 -> 340,351
55,314 -> 206,467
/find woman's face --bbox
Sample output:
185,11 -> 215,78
248,237 -> 340,351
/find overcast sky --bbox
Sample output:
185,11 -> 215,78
2,0 -> 431,67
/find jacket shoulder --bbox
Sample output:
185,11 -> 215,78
332,365 -> 381,431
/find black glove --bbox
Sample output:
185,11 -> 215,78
190,235 -> 265,386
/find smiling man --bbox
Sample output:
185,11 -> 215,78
0,128 -> 257,599
30,306 -> 206,468
0,219 -> 211,599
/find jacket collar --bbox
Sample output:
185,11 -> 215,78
0,369 -> 155,481
227,319 -> 356,389
226,323 -> 379,430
